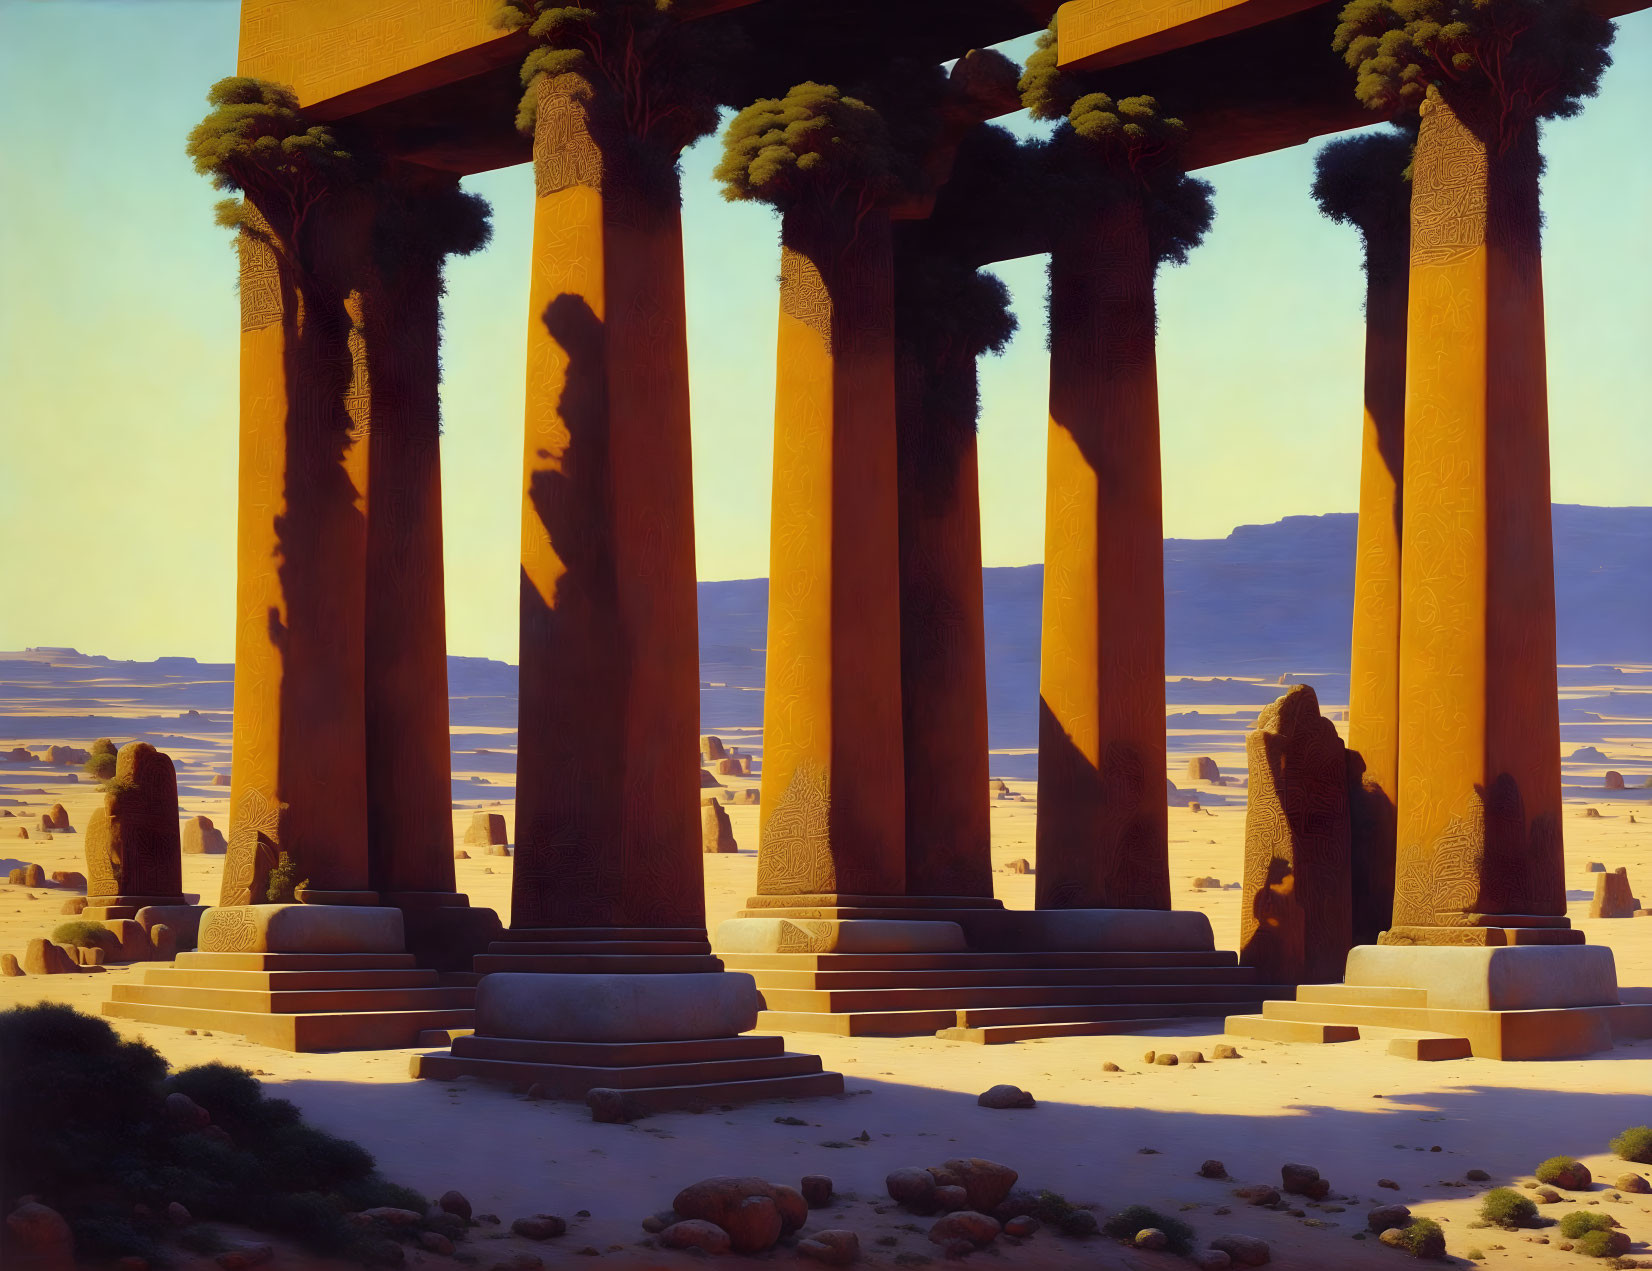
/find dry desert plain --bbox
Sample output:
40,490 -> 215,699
3,650 -> 1652,1271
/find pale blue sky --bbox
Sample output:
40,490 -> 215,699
1,0 -> 1647,664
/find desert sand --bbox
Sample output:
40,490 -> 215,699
3,653 -> 1651,1269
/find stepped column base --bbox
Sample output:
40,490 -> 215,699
386,893 -> 502,974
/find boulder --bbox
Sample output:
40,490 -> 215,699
1615,1174 -> 1650,1194
1005,858 -> 1032,874
22,939 -> 76,975
701,799 -> 738,854
21,863 -> 43,887
977,1083 -> 1035,1109
1583,807 -> 1602,818
739,756 -> 753,774
509,1216 -> 565,1241
50,870 -> 85,889
942,1158 -> 1018,1212
104,919 -> 155,963
801,1175 -> 833,1208
84,742 -> 184,905
701,736 -> 728,761
1281,1163 -> 1329,1199
927,1211 -> 1000,1248
933,1185 -> 967,1211
59,897 -> 86,916
181,815 -> 227,854
887,1167 -> 938,1211
165,1092 -> 210,1128
463,812 -> 508,848
1194,1253 -> 1234,1270
797,1229 -> 859,1265
44,804 -> 70,831
660,1220 -> 730,1255
6,1201 -> 75,1271
672,1178 -> 784,1254
1570,746 -> 1609,762
212,773 -> 231,786
699,768 -> 722,788
1187,756 -> 1221,782
1209,1234 -> 1271,1266
1199,1160 -> 1228,1179
1367,1204 -> 1412,1234
43,745 -> 89,767
439,1191 -> 472,1220
1,953 -> 20,976
1605,770 -> 1626,789
1590,868 -> 1640,919
1240,686 -> 1352,985
772,1185 -> 807,1234
715,757 -> 742,775
1380,1225 -> 1446,1257
1135,1228 -> 1168,1250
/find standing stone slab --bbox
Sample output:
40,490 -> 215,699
181,815 -> 227,855
84,743 -> 185,908
1590,869 -> 1640,919
702,799 -> 738,854
463,812 -> 508,847
1241,686 -> 1353,984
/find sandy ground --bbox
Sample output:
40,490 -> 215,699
3,662 -> 1651,1269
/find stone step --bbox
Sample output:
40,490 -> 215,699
177,952 -> 419,971
742,894 -> 1002,911
750,965 -> 1264,991
757,982 -> 1282,1014
601,1070 -> 847,1117
102,1000 -> 475,1051
451,1034 -> 786,1066
1255,998 -> 1652,1059
755,1008 -> 960,1037
1224,1014 -> 1360,1044
108,983 -> 475,1013
718,950 -> 1238,972
473,953 -> 724,975
483,940 -> 712,956
139,968 -> 441,991
734,907 -> 1021,923
493,927 -> 709,944
1294,983 -> 1430,1008
939,1016 -> 1206,1044
411,1049 -> 827,1092
417,1028 -> 475,1047
954,999 -> 1272,1028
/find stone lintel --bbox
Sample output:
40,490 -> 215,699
1346,943 -> 1619,1012
1055,0 -> 1320,72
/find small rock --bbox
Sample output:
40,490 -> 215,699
1179,1050 -> 1206,1064
976,1083 -> 1035,1109
166,1202 -> 191,1225
888,1166 -> 939,1211
801,1175 -> 833,1208
361,1207 -> 422,1227
1213,1043 -> 1241,1059
933,1185 -> 967,1212
1367,1204 -> 1412,1234
0,954 -> 20,976
417,1231 -> 455,1255
1615,1173 -> 1650,1194
1233,1186 -> 1280,1207
928,1211 -> 1001,1248
511,1216 -> 566,1240
1135,1227 -> 1169,1250
660,1220 -> 731,1255
439,1190 -> 472,1220
1208,1233 -> 1271,1265
587,1087 -> 639,1123
1466,1169 -> 1490,1182
797,1229 -> 860,1265
1143,1050 -> 1157,1063
1535,1188 -> 1561,1203
1193,1252 -> 1233,1270
1281,1163 -> 1329,1199
1200,1160 -> 1228,1179
1101,1061 -> 1121,1072
1155,1052 -> 1179,1067
1378,1179 -> 1400,1190
1004,1215 -> 1039,1237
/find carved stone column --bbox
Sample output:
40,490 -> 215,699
753,209 -> 906,899
1347,231 -> 1409,945
221,197 -> 373,906
1035,197 -> 1169,911
512,75 -> 704,930
1389,90 -> 1569,946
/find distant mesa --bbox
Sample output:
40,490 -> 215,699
700,769 -> 722,789
211,773 -> 230,786
1570,746 -> 1609,762
715,757 -> 742,776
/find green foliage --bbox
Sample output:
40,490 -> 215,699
1019,20 -> 1076,122
1559,1211 -> 1620,1239
186,77 -> 357,240
266,851 -> 307,904
1576,1227 -> 1631,1258
494,0 -> 731,167
1390,1216 -> 1447,1258
1535,1155 -> 1591,1188
83,738 -> 117,780
1610,1125 -> 1652,1163
1101,1204 -> 1195,1255
373,183 -> 493,270
1480,1187 -> 1537,1228
716,82 -> 901,227
52,920 -> 116,950
1311,126 -> 1414,280
1027,1190 -> 1099,1236
1332,0 -> 1613,131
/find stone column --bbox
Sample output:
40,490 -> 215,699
1389,90 -> 1568,945
1346,232 -> 1409,946
754,210 -> 906,899
1035,198 -> 1169,911
221,198 -> 372,907
512,75 -> 704,931
894,261 -> 993,899
363,165 -> 460,906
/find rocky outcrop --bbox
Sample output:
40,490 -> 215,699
1591,867 -> 1640,919
701,799 -> 738,854
463,812 -> 508,848
181,814 -> 227,854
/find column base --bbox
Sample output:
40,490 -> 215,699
294,889 -> 379,906
198,904 -> 404,954
1380,924 -> 1583,947
85,895 -> 190,920
395,899 -> 502,974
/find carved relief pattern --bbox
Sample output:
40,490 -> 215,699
200,906 -> 258,953
1410,98 -> 1488,269
779,244 -> 834,346
776,919 -> 837,953
534,75 -> 606,199
758,761 -> 834,895
221,788 -> 282,908
238,222 -> 285,332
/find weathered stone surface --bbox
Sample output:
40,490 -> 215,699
198,904 -> 403,954
0,954 -> 20,976
797,1229 -> 859,1265
1615,1174 -> 1650,1194
701,798 -> 738,854
510,1216 -> 565,1240
942,1159 -> 1018,1213
933,1185 -> 967,1211
50,871 -> 85,889
1367,1204 -> 1412,1233
928,1211 -> 1000,1247
480,971 -> 756,1042
44,804 -> 70,831
715,757 -> 742,776
801,1175 -> 833,1207
672,1178 -> 783,1253
977,1083 -> 1035,1109
1241,686 -> 1352,984
181,815 -> 227,855
1605,771 -> 1626,789
701,736 -> 728,761
22,939 -> 76,975
136,905 -> 206,953
660,1220 -> 730,1255
772,1185 -> 807,1233
6,1201 -> 75,1271
1209,1233 -> 1271,1265
463,812 -> 507,848
59,897 -> 85,915
1281,1163 -> 1329,1199
887,1167 -> 938,1211
1187,756 -> 1220,782
439,1191 -> 472,1220
84,743 -> 184,904
21,863 -> 43,887
1590,868 -> 1639,919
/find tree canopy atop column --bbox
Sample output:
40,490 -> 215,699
1332,0 -> 1614,140
1019,22 -> 1214,269
494,0 -> 734,166
1311,127 -> 1415,283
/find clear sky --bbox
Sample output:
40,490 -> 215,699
1,0 -> 1648,665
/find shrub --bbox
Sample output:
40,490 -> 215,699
1480,1187 -> 1537,1228
1576,1227 -> 1631,1258
1536,1156 -> 1592,1189
1610,1126 -> 1652,1164
1559,1211 -> 1620,1239
1027,1189 -> 1100,1236
51,920 -> 118,951
1101,1204 -> 1194,1255
83,738 -> 117,780
266,851 -> 308,904
1388,1216 -> 1446,1259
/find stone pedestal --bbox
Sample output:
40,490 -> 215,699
223,199 -> 372,907
512,74 -> 703,931
1390,92 -> 1566,945
895,286 -> 993,899
1347,249 -> 1408,946
1036,198 -> 1168,911
755,210 -> 905,898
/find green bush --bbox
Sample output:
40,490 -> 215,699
1388,1217 -> 1446,1259
1535,1156 -> 1592,1189
266,851 -> 308,904
83,739 -> 117,781
1610,1126 -> 1652,1164
1576,1227 -> 1631,1258
51,920 -> 117,951
1559,1211 -> 1620,1239
1030,1189 -> 1100,1236
1101,1204 -> 1194,1255
1480,1187 -> 1537,1228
